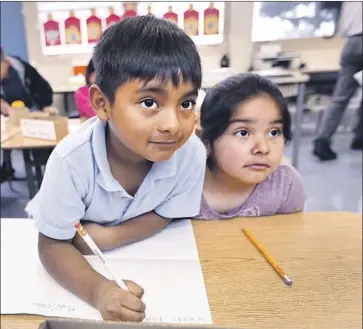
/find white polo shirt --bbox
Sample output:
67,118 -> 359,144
26,117 -> 206,240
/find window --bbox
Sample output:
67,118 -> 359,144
252,1 -> 342,42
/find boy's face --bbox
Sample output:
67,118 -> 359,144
90,79 -> 198,162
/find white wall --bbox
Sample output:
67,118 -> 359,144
22,2 -> 254,90
22,1 -> 343,90
254,37 -> 343,71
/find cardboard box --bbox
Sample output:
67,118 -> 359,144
20,116 -> 69,141
8,107 -> 52,126
1,115 -> 11,132
8,107 -> 30,126
38,319 -> 240,329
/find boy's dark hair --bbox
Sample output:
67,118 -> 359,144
200,73 -> 292,166
93,15 -> 202,104
85,59 -> 95,86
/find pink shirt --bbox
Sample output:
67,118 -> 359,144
74,86 -> 95,118
195,165 -> 306,220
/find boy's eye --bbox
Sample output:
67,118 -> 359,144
234,129 -> 249,137
269,128 -> 282,137
180,100 -> 195,111
140,99 -> 158,110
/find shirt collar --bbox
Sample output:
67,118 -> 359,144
92,119 -> 177,194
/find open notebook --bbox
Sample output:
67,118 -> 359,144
1,218 -> 212,324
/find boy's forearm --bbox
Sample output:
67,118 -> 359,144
38,233 -> 109,308
108,212 -> 170,249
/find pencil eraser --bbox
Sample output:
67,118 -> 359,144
74,222 -> 81,229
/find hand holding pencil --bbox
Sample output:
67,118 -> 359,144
96,280 -> 146,322
75,222 -> 146,322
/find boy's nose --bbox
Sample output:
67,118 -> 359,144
157,110 -> 180,135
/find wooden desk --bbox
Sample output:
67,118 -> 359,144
1,212 -> 361,329
1,119 -> 82,150
1,126 -> 20,144
302,67 -> 340,74
1,119 -> 82,198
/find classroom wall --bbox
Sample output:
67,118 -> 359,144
254,38 -> 344,71
22,2 -> 253,90
0,2 -> 28,61
22,1 -> 343,91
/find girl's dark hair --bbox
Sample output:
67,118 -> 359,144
201,73 -> 292,143
85,59 -> 95,86
200,73 -> 292,167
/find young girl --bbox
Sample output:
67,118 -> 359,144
196,73 -> 305,219
74,59 -> 96,119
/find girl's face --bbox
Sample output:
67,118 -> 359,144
210,95 -> 284,185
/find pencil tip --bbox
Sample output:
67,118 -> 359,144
284,276 -> 293,286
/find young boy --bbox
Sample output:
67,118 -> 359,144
26,16 -> 206,323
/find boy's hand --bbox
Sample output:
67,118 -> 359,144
72,222 -> 116,254
43,106 -> 59,115
96,279 -> 146,322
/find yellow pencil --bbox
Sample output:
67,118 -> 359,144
242,228 -> 293,286
75,222 -> 129,291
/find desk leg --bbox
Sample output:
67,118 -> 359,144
292,82 -> 306,169
22,150 -> 37,199
63,92 -> 69,114
35,166 -> 43,189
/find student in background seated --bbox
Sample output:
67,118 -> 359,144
26,16 -> 205,322
195,74 -> 305,220
0,47 -> 57,115
0,47 -> 58,181
75,59 -> 96,119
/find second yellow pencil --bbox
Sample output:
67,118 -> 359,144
242,228 -> 293,286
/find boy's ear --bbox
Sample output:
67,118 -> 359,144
89,84 -> 110,121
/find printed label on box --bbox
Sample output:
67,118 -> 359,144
20,119 -> 57,141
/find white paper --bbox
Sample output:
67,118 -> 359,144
0,218 -> 212,324
20,119 -> 56,140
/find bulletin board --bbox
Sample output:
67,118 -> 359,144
36,2 -> 225,56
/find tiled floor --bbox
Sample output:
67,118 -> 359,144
1,132 -> 362,218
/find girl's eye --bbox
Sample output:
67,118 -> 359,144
234,129 -> 249,137
140,99 -> 158,110
181,100 -> 195,111
269,128 -> 282,137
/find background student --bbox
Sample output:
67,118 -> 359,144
75,59 -> 96,119
313,2 -> 363,160
0,47 -> 58,181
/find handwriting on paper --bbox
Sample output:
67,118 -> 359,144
172,316 -> 205,323
144,315 -> 205,323
32,302 -> 75,313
